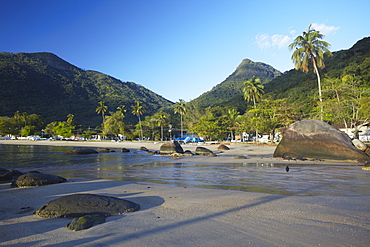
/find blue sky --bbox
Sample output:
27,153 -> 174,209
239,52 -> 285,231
1,0 -> 369,102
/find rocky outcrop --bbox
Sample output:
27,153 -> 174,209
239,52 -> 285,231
64,149 -> 98,155
274,119 -> 370,162
160,141 -> 184,155
121,148 -> 130,152
0,168 -> 23,182
195,147 -> 216,157
35,193 -> 140,218
11,172 -> 66,187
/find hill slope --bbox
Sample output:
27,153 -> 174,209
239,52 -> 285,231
0,52 -> 173,126
264,36 -> 370,111
190,58 -> 281,111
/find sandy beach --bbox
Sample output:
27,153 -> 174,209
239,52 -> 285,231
0,140 -> 369,246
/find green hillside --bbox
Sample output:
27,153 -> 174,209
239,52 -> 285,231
0,52 -> 173,127
264,36 -> 370,111
190,58 -> 281,112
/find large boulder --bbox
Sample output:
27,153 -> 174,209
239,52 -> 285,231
35,193 -> 140,218
274,119 -> 370,162
195,147 -> 216,157
160,140 -> 184,155
11,172 -> 67,187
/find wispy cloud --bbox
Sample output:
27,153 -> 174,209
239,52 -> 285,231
311,23 -> 340,35
255,33 -> 291,49
255,23 -> 339,50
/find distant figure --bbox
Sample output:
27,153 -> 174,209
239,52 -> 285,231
286,166 -> 289,172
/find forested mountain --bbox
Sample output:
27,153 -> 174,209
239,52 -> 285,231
190,58 -> 281,112
0,52 -> 173,127
264,36 -> 370,112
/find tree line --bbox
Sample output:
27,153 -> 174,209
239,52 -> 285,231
1,25 -> 369,141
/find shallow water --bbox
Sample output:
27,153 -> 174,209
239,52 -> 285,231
1,144 -> 369,196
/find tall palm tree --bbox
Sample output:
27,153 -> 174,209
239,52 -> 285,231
96,101 -> 108,124
157,111 -> 167,141
174,99 -> 187,138
132,101 -> 144,140
289,24 -> 332,119
243,76 -> 264,107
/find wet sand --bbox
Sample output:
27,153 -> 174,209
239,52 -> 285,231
0,140 -> 369,246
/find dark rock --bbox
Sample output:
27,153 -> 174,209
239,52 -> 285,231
160,140 -> 184,155
139,146 -> 149,152
274,119 -> 370,162
34,193 -> 140,218
147,151 -> 159,155
195,147 -> 216,157
11,172 -> 67,187
64,149 -> 98,155
282,152 -> 306,161
121,148 -> 130,152
98,148 -> 111,153
67,214 -> 106,231
183,150 -> 194,156
234,156 -> 248,159
0,168 -> 23,182
217,144 -> 230,150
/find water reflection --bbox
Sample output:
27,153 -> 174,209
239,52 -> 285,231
0,145 -> 369,196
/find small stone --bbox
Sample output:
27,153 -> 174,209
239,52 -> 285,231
67,214 -> 106,231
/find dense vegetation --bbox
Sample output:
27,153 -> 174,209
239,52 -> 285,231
191,58 -> 281,113
1,36 -> 369,141
0,52 -> 173,127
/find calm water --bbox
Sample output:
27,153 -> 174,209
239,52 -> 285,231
1,144 -> 369,196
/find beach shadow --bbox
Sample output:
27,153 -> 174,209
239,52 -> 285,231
0,179 -> 165,245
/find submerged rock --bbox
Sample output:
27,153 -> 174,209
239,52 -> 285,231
160,140 -> 184,155
34,193 -> 140,218
274,119 -> 370,162
139,146 -> 149,152
121,148 -> 130,152
11,172 -> 66,187
64,149 -> 98,155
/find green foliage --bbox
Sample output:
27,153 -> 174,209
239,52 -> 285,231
191,59 -> 281,108
0,52 -> 173,127
102,111 -> 125,138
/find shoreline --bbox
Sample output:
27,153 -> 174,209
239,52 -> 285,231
0,139 -> 364,166
0,140 -> 369,246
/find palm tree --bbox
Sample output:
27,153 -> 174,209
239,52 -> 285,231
132,101 -> 144,140
243,76 -> 264,107
66,114 -> 74,125
157,111 -> 167,141
289,24 -> 332,119
96,101 -> 108,124
116,105 -> 126,120
174,99 -> 187,138
226,108 -> 239,141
